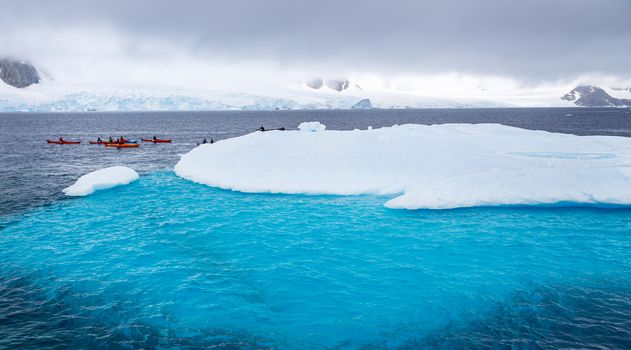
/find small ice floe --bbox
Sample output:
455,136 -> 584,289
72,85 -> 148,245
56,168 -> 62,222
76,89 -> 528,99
298,121 -> 326,132
62,166 -> 139,196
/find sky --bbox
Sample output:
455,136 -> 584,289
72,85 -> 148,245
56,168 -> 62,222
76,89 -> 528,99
1,0 -> 630,97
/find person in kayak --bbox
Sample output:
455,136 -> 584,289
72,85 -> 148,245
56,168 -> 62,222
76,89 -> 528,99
59,137 -> 64,143
153,135 -> 158,141
109,137 -> 114,143
97,137 -> 103,143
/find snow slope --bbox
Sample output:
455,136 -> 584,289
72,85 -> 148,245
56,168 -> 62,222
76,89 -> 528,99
62,166 -> 139,196
175,123 -> 631,210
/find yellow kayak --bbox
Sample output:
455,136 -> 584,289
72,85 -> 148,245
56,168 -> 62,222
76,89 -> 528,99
104,143 -> 140,148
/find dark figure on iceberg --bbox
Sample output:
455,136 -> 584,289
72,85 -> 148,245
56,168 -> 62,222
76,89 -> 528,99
257,126 -> 265,132
210,139 -> 214,144
202,138 -> 208,144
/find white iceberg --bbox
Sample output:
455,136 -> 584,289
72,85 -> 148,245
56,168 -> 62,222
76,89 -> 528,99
298,121 -> 326,132
62,166 -> 139,197
174,123 -> 631,209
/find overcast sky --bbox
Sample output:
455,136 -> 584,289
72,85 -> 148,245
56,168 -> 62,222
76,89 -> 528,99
1,0 -> 630,90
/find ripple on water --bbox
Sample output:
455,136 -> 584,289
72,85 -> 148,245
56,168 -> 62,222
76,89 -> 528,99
1,172 -> 630,349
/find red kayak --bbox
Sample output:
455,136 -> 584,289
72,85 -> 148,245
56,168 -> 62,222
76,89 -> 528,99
142,139 -> 172,143
47,140 -> 81,144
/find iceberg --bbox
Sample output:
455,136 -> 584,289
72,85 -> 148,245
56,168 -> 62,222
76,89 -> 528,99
174,123 -> 631,209
63,166 -> 139,197
298,121 -> 326,132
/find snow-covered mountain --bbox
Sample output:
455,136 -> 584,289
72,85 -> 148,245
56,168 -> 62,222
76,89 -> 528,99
0,75 -> 507,112
0,56 -> 585,111
3,87 -> 510,112
0,58 -> 40,88
562,86 -> 631,107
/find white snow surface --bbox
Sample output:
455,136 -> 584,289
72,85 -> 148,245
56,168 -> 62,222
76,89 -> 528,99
62,166 -> 139,196
174,123 -> 631,209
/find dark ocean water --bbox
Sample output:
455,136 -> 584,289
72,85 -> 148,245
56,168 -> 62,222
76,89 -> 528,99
1,108 -> 631,349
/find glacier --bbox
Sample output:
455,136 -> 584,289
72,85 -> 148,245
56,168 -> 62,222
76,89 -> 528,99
62,166 -> 139,197
174,123 -> 631,210
0,79 -> 508,112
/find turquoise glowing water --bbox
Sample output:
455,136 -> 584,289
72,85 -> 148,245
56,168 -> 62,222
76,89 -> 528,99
1,172 -> 631,349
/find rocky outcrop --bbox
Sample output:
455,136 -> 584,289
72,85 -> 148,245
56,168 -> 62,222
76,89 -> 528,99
0,58 -> 40,88
305,78 -> 324,89
306,77 -> 351,92
325,78 -> 350,92
562,86 -> 631,107
351,98 -> 372,109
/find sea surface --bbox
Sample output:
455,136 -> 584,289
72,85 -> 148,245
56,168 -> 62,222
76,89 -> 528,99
1,108 -> 631,349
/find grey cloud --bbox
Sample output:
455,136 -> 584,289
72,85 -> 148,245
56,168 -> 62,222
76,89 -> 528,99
1,0 -> 630,80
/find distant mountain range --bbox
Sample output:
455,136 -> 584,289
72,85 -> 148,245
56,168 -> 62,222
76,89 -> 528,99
0,57 -> 507,111
3,56 -> 630,111
562,85 -> 631,107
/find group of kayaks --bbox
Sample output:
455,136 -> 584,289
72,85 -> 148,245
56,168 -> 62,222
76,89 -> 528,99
47,126 -> 279,147
47,137 -> 172,148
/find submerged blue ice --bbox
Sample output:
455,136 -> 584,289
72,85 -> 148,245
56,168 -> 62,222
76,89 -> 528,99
1,172 -> 630,349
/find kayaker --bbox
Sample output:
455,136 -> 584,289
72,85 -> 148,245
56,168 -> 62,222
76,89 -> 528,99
97,137 -> 102,143
59,137 -> 64,143
153,135 -> 157,141
120,136 -> 126,143
202,138 -> 208,144
109,137 -> 114,143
